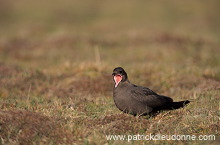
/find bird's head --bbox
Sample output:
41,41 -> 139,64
112,67 -> 128,88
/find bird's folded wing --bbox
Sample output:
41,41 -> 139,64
130,86 -> 173,108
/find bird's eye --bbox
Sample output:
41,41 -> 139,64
119,71 -> 123,74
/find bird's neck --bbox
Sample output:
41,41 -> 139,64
116,80 -> 131,88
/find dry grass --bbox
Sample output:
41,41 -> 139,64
0,1 -> 220,144
0,110 -> 74,144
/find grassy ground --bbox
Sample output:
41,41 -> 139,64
0,0 -> 219,144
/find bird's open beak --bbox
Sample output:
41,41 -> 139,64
113,74 -> 122,88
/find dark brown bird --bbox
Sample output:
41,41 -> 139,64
112,67 -> 190,116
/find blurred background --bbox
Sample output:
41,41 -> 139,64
0,0 -> 219,68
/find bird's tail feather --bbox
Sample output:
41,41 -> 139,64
158,100 -> 190,110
